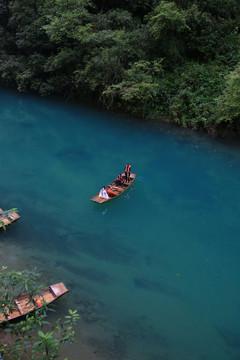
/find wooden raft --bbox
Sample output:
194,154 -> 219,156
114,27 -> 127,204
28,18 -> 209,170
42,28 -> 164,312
0,208 -> 20,229
0,282 -> 68,322
91,173 -> 136,204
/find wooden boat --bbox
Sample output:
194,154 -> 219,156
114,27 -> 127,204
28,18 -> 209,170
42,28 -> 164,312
0,282 -> 68,322
91,173 -> 136,204
0,208 -> 20,229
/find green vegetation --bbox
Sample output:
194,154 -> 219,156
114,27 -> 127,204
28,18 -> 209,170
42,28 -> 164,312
0,0 -> 240,135
0,266 -> 79,359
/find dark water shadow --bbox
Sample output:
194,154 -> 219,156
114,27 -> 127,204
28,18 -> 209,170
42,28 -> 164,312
55,147 -> 93,165
134,278 -> 179,298
114,316 -> 171,360
216,327 -> 240,349
86,334 -> 127,360
64,231 -> 137,264
55,260 -> 113,284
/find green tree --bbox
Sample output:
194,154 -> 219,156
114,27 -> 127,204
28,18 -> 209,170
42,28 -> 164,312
42,0 -> 93,45
103,60 -> 164,116
145,1 -> 188,63
217,63 -> 240,126
74,22 -> 149,97
168,62 -> 227,130
184,3 -> 240,61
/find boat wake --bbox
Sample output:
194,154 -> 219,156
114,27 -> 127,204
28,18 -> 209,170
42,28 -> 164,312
102,208 -> 108,216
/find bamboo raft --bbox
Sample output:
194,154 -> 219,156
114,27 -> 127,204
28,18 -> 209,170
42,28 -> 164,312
91,173 -> 136,204
0,282 -> 68,322
0,208 -> 20,229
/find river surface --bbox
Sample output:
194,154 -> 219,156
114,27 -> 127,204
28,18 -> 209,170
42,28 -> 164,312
1,89 -> 240,360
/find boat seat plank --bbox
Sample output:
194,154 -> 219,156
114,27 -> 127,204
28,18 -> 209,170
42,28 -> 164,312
16,299 -> 35,314
14,300 -> 23,314
44,293 -> 55,302
35,293 -> 55,303
50,283 -> 68,298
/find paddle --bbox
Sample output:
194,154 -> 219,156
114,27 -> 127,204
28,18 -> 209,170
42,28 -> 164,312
130,181 -> 134,188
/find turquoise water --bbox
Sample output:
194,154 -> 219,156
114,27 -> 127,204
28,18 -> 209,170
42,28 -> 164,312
1,89 -> 240,360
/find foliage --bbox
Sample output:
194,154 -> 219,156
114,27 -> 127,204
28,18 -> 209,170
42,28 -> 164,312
103,60 -> 163,116
0,266 -> 42,320
217,63 -> 240,128
0,0 -> 239,134
42,0 -> 93,45
0,267 -> 79,359
74,25 -> 149,96
184,3 -> 240,61
145,1 -> 189,63
146,1 -> 188,37
167,62 -> 227,130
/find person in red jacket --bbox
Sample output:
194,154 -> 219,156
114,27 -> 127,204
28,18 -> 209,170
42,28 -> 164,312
116,173 -> 124,188
124,164 -> 131,183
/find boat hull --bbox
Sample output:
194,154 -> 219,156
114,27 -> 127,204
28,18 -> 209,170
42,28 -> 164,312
91,173 -> 136,204
0,282 -> 68,322
0,208 -> 20,229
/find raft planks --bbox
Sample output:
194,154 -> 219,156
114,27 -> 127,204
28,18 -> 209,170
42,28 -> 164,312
0,208 -> 20,228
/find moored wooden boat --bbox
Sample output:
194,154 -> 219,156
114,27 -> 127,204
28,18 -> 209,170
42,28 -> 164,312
91,173 -> 136,204
0,208 -> 20,229
0,282 -> 68,322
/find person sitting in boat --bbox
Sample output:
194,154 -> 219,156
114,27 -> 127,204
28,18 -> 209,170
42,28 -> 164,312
106,187 -> 116,196
99,186 -> 109,199
36,299 -> 43,307
116,173 -> 125,187
124,163 -> 131,183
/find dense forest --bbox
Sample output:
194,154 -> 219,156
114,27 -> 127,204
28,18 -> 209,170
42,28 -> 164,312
0,0 -> 240,135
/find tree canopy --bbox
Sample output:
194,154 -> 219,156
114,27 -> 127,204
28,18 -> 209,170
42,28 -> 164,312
0,0 -> 240,135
